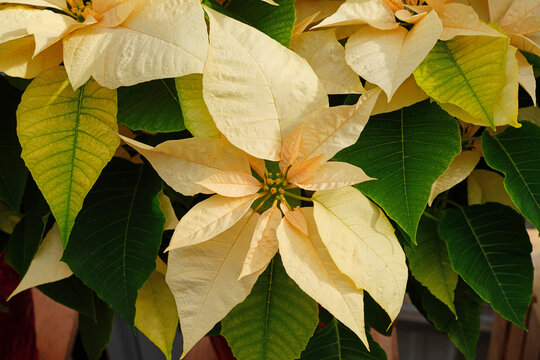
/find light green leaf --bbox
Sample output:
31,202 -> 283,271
175,74 -> 219,138
16,66 -> 119,245
135,260 -> 178,360
335,101 -> 461,241
409,278 -> 482,360
300,316 -> 387,360
438,203 -> 533,328
482,121 -> 540,230
117,78 -> 184,133
62,159 -> 165,326
222,255 -> 318,360
405,217 -> 458,315
413,37 -> 509,129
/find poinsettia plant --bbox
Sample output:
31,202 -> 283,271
0,0 -> 539,359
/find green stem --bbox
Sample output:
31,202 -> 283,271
283,191 -> 313,202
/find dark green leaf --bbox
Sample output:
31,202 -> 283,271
38,276 -> 96,321
79,294 -> 114,360
408,278 -> 482,360
6,182 -> 50,276
221,255 -> 318,360
221,0 -> 296,47
522,51 -> 540,78
335,101 -> 461,241
117,79 -> 184,133
405,217 -> 458,315
364,293 -> 392,337
0,77 -> 27,212
63,159 -> 165,326
438,203 -> 533,328
482,121 -> 540,230
300,316 -> 387,360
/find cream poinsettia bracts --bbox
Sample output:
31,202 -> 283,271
122,87 -> 407,354
311,0 -> 443,100
0,0 -> 208,88
121,8 -> 408,356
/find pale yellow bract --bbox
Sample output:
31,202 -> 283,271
0,0 -> 208,88
119,9 -> 408,355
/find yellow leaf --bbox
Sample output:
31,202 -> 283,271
197,171 -> 262,197
295,161 -> 374,190
467,169 -> 518,211
239,206 -> 281,279
166,211 -> 261,357
276,207 -> 369,349
167,193 -> 260,250
294,87 -> 381,162
63,0 -> 208,88
314,0 -> 398,30
290,29 -> 364,94
202,6 -> 328,161
280,124 -> 304,174
121,136 -> 251,196
135,262 -> 178,360
516,50 -> 537,106
368,76 -> 428,116
9,224 -> 72,299
345,10 -> 442,100
158,192 -> 179,231
312,187 -> 407,321
438,44 -> 520,128
17,66 -> 118,244
175,74 -> 220,139
428,151 -> 481,206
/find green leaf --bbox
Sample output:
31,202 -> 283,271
175,74 -> 219,138
335,101 -> 461,241
221,0 -> 296,47
63,159 -> 165,326
438,203 -> 533,328
482,121 -> 540,230
522,51 -> 540,78
38,276 -> 96,321
16,66 -> 120,245
518,106 -> 540,127
364,293 -> 392,337
300,316 -> 387,360
221,255 -> 318,360
118,78 -> 184,133
405,217 -> 458,315
0,77 -> 27,212
6,182 -> 50,276
79,294 -> 114,360
408,278 -> 482,360
413,37 -> 509,129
